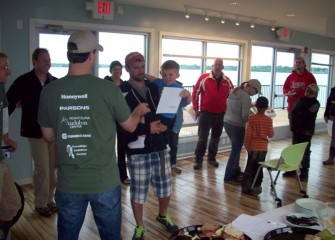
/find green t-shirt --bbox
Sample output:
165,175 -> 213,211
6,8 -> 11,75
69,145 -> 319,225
0,84 -> 8,160
38,75 -> 130,194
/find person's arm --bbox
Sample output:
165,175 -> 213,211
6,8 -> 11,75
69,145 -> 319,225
192,75 -> 204,118
268,119 -> 274,139
119,103 -> 150,133
41,127 -> 55,142
244,117 -> 252,152
180,89 -> 192,105
2,107 -> 17,151
6,78 -> 21,115
144,74 -> 156,82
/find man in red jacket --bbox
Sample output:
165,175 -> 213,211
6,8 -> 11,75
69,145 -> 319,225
283,56 -> 317,123
192,58 -> 234,169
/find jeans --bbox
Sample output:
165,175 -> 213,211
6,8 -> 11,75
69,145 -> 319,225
194,111 -> 224,162
55,185 -> 122,240
168,131 -> 179,166
224,122 -> 245,181
292,132 -> 312,174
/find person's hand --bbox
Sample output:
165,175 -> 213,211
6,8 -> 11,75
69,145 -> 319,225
150,120 -> 162,134
324,116 -> 329,123
4,138 -> 17,152
138,103 -> 150,116
157,122 -> 167,132
195,110 -> 200,120
285,91 -> 296,96
180,89 -> 191,98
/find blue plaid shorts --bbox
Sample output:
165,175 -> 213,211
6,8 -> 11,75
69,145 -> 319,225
127,151 -> 172,204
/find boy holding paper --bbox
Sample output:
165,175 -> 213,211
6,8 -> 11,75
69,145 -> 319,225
129,60 -> 191,173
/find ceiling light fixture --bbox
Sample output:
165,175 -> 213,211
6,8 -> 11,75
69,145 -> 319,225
271,21 -> 276,31
220,14 -> 225,24
184,6 -> 190,19
235,16 -> 240,26
204,10 -> 210,21
250,19 -> 255,28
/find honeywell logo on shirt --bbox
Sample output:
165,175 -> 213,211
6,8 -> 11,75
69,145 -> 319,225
61,94 -> 88,100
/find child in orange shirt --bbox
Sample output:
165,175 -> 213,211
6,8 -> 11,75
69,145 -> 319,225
241,96 -> 274,196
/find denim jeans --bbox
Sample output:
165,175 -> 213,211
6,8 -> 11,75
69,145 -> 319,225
224,122 -> 245,181
55,185 -> 122,240
194,111 -> 224,162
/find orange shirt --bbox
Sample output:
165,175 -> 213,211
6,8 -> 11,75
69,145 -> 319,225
244,114 -> 274,152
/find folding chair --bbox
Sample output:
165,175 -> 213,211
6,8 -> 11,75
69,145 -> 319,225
250,142 -> 309,207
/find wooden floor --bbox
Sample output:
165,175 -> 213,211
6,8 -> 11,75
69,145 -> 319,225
11,132 -> 335,240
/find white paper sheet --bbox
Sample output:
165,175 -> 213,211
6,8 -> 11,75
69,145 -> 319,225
156,87 -> 183,114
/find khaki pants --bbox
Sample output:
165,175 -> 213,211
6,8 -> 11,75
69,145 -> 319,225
0,161 -> 21,221
29,138 -> 56,208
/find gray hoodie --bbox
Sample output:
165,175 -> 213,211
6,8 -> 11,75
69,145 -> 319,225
224,88 -> 251,127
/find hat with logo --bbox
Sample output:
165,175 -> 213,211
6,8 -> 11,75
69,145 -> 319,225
256,96 -> 269,109
248,79 -> 262,94
68,30 -> 103,53
125,52 -> 145,67
307,83 -> 319,93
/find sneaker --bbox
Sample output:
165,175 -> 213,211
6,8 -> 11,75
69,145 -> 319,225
171,165 -> 182,174
323,159 -> 335,165
193,162 -> 202,170
282,171 -> 296,177
123,177 -> 131,185
208,159 -> 219,168
156,214 -> 179,233
35,207 -> 52,217
47,202 -> 58,213
132,226 -> 146,240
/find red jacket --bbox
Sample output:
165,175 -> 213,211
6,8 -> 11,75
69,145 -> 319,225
192,72 -> 234,113
283,69 -> 316,111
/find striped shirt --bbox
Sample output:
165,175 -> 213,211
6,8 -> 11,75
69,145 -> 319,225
244,114 -> 274,152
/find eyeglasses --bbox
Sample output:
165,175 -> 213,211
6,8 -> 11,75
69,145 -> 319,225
0,66 -> 10,71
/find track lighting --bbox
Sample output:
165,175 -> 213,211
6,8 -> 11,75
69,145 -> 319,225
182,5 -> 276,31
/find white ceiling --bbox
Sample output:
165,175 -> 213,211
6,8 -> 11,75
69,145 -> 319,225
117,0 -> 335,38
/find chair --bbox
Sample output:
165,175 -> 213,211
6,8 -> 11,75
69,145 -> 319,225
250,142 -> 309,207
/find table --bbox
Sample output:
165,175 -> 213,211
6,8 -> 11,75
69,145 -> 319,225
232,203 -> 335,240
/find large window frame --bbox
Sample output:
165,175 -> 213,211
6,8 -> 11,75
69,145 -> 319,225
159,32 -> 247,131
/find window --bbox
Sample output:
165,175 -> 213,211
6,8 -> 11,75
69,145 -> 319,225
311,52 -> 333,108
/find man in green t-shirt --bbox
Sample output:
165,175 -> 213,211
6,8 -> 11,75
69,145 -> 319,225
38,31 -> 149,240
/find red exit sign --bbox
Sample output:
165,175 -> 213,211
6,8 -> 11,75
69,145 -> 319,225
97,1 -> 111,14
93,0 -> 114,20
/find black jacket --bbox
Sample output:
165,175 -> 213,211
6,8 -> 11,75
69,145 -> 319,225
119,80 -> 173,155
291,96 -> 320,136
324,87 -> 335,119
7,70 -> 57,138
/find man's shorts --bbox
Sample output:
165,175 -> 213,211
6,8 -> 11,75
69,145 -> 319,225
127,150 -> 172,204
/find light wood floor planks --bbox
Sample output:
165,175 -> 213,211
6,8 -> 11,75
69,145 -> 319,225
11,132 -> 335,240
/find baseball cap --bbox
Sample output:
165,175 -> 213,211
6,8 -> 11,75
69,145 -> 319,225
68,30 -> 103,53
125,52 -> 144,67
307,83 -> 319,93
248,79 -> 262,94
256,96 -> 269,109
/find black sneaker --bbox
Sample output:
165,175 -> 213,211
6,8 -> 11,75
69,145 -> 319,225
193,162 -> 202,170
282,171 -> 296,177
208,159 -> 219,168
156,214 -> 179,233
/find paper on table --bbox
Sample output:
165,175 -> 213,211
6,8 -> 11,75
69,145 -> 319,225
156,87 -> 183,114
232,214 -> 287,240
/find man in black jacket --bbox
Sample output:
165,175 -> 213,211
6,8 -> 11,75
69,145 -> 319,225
323,86 -> 335,165
6,48 -> 57,217
119,52 -> 178,240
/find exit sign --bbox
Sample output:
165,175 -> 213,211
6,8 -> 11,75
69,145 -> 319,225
93,0 -> 114,20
